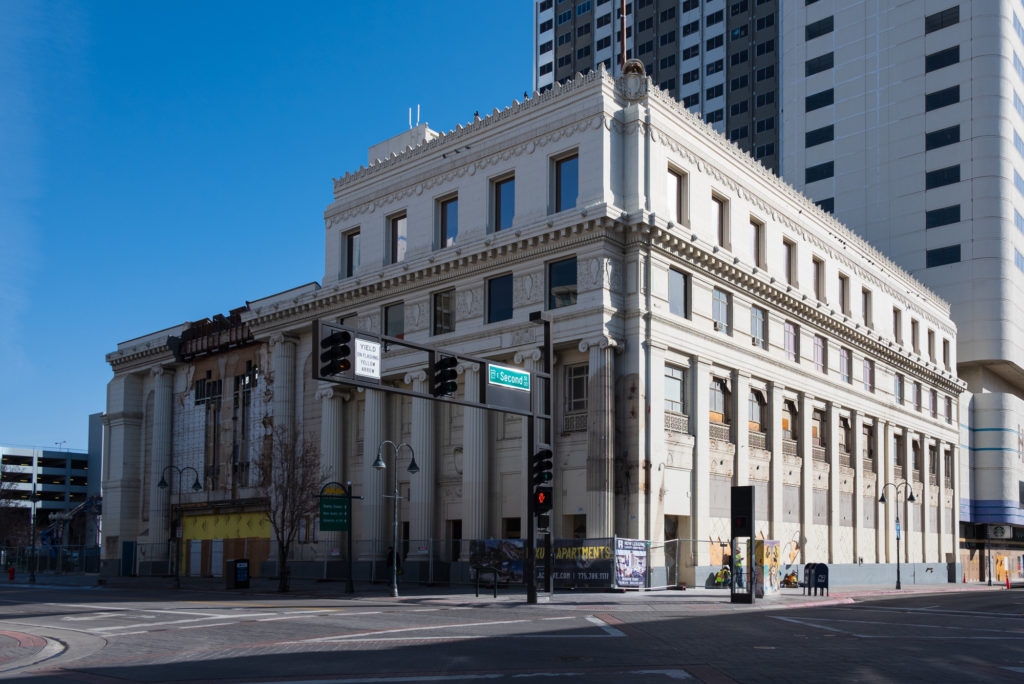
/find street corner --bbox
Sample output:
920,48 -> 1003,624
0,629 -> 66,674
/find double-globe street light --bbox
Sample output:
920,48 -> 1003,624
373,440 -> 419,598
879,480 -> 916,590
158,465 -> 202,589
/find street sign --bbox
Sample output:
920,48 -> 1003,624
319,483 -> 350,532
488,364 -> 531,392
355,339 -> 381,379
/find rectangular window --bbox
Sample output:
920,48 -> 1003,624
911,318 -> 920,353
926,205 -> 960,228
682,45 -> 698,60
930,389 -> 938,418
892,307 -> 902,343
783,239 -> 797,285
539,18 -> 553,32
755,90 -> 775,107
730,50 -> 749,65
432,289 -> 455,336
925,46 -> 959,73
487,274 -> 514,323
925,125 -> 960,150
660,6 -> 675,22
914,382 -> 923,410
555,154 -> 578,212
565,364 -> 589,413
925,165 -> 960,189
576,0 -> 592,15
494,175 -> 515,231
344,229 -> 360,278
840,347 -> 852,383
943,338 -> 951,369
862,288 -> 873,327
668,168 -> 684,223
576,45 -> 591,58
805,124 -> 834,148
751,305 -> 767,349
709,378 -> 729,423
927,244 -> 961,267
805,16 -> 834,40
707,9 -> 724,25
707,58 -> 724,74
384,302 -> 404,339
713,196 -> 727,247
756,65 -> 774,81
439,195 -> 458,248
597,13 -> 611,27
806,88 -> 834,112
925,7 -> 959,34
755,13 -> 774,30
557,10 -> 571,24
539,40 -> 553,54
806,161 -> 835,183
813,257 -> 825,302
755,39 -> 774,56
751,218 -> 765,268
659,31 -> 675,46
926,85 -> 960,111
596,35 -> 612,50
712,287 -> 731,333
665,365 -> 686,414
928,329 -> 936,361
785,322 -> 800,362
669,269 -> 689,318
863,358 -> 875,392
816,198 -> 835,213
814,335 -> 827,373
805,52 -> 834,76
894,373 -> 904,404
838,274 -> 850,314
706,84 -> 724,100
945,396 -> 953,423
389,213 -> 407,264
548,256 -> 578,309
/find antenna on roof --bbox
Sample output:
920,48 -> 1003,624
409,105 -> 422,130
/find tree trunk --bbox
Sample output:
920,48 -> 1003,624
278,542 -> 290,592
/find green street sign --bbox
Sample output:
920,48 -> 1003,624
320,483 -> 350,532
488,363 -> 531,392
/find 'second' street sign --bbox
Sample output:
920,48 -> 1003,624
488,363 -> 531,392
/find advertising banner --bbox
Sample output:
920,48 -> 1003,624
537,538 -> 615,589
468,539 -> 524,583
614,538 -> 648,587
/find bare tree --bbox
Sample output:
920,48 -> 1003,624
257,427 -> 325,592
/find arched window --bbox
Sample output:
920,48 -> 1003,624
709,378 -> 731,424
748,390 -> 766,431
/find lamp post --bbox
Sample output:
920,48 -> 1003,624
879,481 -> 916,590
372,440 -> 419,598
28,482 -> 39,584
158,465 -> 202,589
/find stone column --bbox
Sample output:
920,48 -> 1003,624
692,356 -> 711,568
270,333 -> 298,442
898,429 -> 912,563
102,373 -> 143,562
317,385 -> 347,557
851,410 -> 864,563
732,370 -> 750,487
461,363 -> 488,551
951,443 -> 961,564
827,401 -> 840,562
875,420 -> 888,563
937,439 -> 947,559
768,382 -> 785,541
361,388 -> 386,559
406,370 -> 434,554
149,366 -> 175,563
515,349 -> 543,536
798,393 -> 813,564
583,337 -> 617,538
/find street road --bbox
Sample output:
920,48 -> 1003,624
1,584 -> 1022,682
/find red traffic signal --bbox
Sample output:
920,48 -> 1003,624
534,486 -> 553,514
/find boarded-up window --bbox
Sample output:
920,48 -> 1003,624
862,496 -> 876,528
840,492 -> 854,527
813,490 -> 828,524
710,475 -> 731,518
783,485 -> 801,522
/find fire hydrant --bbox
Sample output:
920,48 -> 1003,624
7,567 -> 14,582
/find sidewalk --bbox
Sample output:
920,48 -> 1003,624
3,570 -> 1015,608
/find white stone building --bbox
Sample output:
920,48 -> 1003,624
103,65 -> 963,585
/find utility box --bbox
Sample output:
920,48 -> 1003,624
226,559 -> 250,589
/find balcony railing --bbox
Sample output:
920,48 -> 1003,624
839,452 -> 852,468
894,465 -> 904,480
709,422 -> 731,442
782,439 -> 797,458
563,413 -> 587,433
748,431 -> 767,450
929,473 -> 938,486
812,446 -> 826,462
665,412 -> 689,435
944,476 -> 951,489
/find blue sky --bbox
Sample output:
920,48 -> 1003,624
1,1 -> 532,450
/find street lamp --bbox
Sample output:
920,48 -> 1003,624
879,481 -> 916,590
373,440 -> 419,598
158,465 -> 202,589
28,482 -> 39,584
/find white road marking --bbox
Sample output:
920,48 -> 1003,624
241,670 -> 690,683
585,615 -> 626,637
289,616 -> 579,644
854,605 -> 1024,620
91,612 -> 278,632
45,602 -> 229,618
179,622 -> 238,630
772,615 -> 1024,639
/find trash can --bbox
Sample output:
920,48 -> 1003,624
226,559 -> 250,589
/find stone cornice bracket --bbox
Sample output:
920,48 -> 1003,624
404,370 -> 428,385
151,365 -> 175,378
578,336 -> 623,354
513,349 -> 543,365
269,332 -> 299,348
315,386 -> 351,402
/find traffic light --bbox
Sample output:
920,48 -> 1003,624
536,514 -> 551,530
534,486 -> 553,514
431,355 -> 459,397
320,329 -> 352,377
531,449 -> 553,487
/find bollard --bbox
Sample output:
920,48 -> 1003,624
7,567 -> 14,582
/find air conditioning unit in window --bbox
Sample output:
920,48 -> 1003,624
752,336 -> 760,346
714,322 -> 722,331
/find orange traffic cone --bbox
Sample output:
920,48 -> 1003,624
1007,575 -> 1012,589
963,571 -> 966,583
